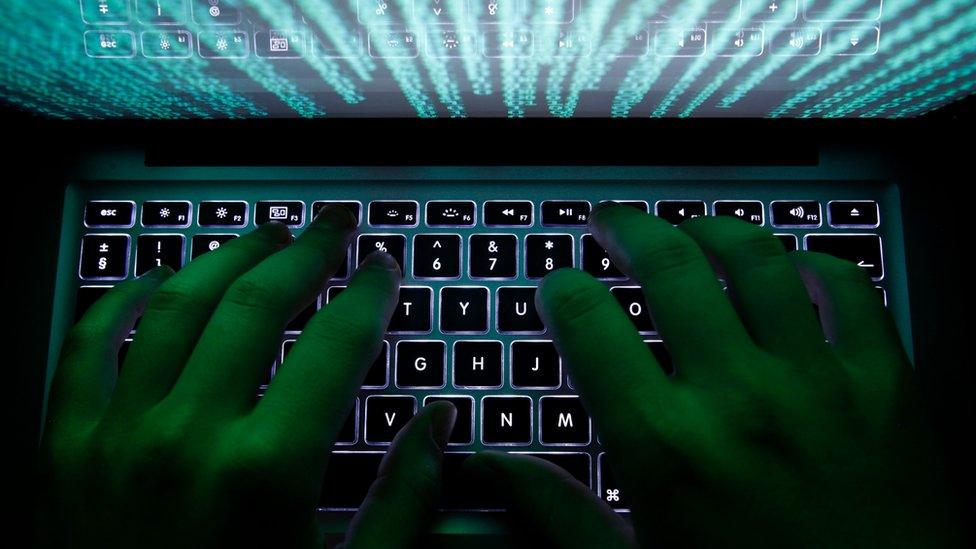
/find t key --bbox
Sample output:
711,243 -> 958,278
413,234 -> 461,279
388,286 -> 433,333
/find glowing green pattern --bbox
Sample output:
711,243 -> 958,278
0,0 -> 972,118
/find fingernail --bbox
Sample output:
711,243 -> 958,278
314,204 -> 357,230
591,200 -> 618,216
258,221 -> 293,245
139,265 -> 174,280
361,249 -> 401,275
428,401 -> 457,450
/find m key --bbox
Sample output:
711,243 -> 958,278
540,396 -> 590,445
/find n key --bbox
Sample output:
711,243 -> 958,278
365,395 -> 416,445
482,396 -> 532,445
136,235 -> 184,275
413,234 -> 461,279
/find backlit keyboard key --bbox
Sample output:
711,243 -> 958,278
191,234 -> 238,258
599,200 -> 649,213
713,200 -> 764,225
388,286 -> 433,333
320,452 -> 383,509
427,200 -> 476,227
85,201 -> 135,228
469,234 -> 517,279
365,395 -> 416,445
135,235 -> 184,275
656,200 -> 706,224
582,234 -> 625,279
776,234 -> 798,252
286,299 -> 318,332
598,453 -> 627,509
520,452 -> 590,487
540,396 -> 590,445
542,200 -> 591,226
364,341 -> 390,388
142,201 -> 191,227
828,200 -> 879,227
199,201 -> 248,227
453,340 -> 503,388
496,287 -> 544,333
645,340 -> 675,375
424,396 -> 475,445
481,396 -> 532,445
413,234 -> 461,279
771,200 -> 821,227
312,201 -> 362,225
75,285 -> 111,321
804,234 -> 884,279
525,234 -> 574,278
255,201 -> 304,226
80,234 -> 130,280
368,200 -> 418,227
611,286 -> 655,333
439,286 -> 489,333
511,340 -> 561,389
395,341 -> 446,389
357,234 -> 406,275
484,200 -> 533,227
335,400 -> 359,445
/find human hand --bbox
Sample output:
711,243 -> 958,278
467,204 -> 960,547
38,206 -> 455,548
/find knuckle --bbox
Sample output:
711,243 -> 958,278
144,280 -> 201,315
632,232 -> 703,279
59,322 -> 107,360
543,274 -> 611,324
223,275 -> 282,314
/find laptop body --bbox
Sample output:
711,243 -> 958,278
6,0 -> 974,543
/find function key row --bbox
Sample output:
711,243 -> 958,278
84,199 -> 881,229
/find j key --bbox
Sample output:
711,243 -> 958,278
142,201 -> 191,227
80,234 -> 130,280
191,234 -> 238,258
199,201 -> 248,227
540,396 -> 590,445
255,201 -> 304,226
525,234 -> 574,278
424,396 -> 474,444
582,234 -> 625,279
135,235 -> 184,276
427,200 -> 476,227
388,286 -> 433,333
484,200 -> 533,227
395,341 -> 446,388
357,234 -> 405,276
85,200 -> 135,227
805,234 -> 884,279
365,395 -> 416,445
713,200 -> 764,225
776,234 -> 798,252
364,341 -> 390,388
440,286 -> 489,333
335,401 -> 358,445
511,341 -> 561,389
599,200 -> 649,213
598,453 -> 627,509
453,340 -> 503,388
771,200 -> 822,227
497,287 -> 544,333
320,452 -> 383,509
656,200 -> 706,224
312,201 -> 362,225
413,234 -> 461,279
481,396 -> 532,445
611,286 -> 655,332
286,299 -> 318,332
645,340 -> 675,375
542,200 -> 591,226
829,200 -> 879,227
75,286 -> 111,321
369,200 -> 418,227
521,452 -> 590,488
469,234 -> 517,278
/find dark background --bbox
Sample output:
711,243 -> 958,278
10,97 -> 974,533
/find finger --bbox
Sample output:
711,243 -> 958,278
536,268 -> 671,455
342,402 -> 456,549
252,251 -> 400,452
680,217 -> 832,361
107,222 -> 291,416
463,451 -> 636,549
169,205 -> 357,414
589,203 -> 753,373
49,267 -> 172,424
790,251 -> 909,367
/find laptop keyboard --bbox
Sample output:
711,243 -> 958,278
73,194 -> 888,512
